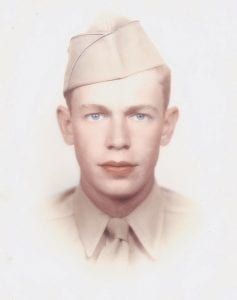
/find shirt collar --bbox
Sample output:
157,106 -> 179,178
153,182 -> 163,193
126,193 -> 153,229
73,187 -> 110,258
126,182 -> 165,260
73,182 -> 165,260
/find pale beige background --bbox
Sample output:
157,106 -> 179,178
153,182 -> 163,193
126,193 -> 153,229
0,0 -> 237,298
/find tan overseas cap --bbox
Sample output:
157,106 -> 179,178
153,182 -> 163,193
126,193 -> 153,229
63,14 -> 166,96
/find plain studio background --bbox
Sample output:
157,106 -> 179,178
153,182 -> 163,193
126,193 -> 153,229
0,0 -> 237,298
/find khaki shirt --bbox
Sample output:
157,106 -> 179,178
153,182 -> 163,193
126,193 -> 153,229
1,184 -> 203,299
35,182 -> 201,267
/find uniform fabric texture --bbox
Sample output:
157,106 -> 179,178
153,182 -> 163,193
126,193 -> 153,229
63,15 -> 165,95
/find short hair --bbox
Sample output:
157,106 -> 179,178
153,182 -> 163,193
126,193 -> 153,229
153,65 -> 171,109
65,65 -> 171,110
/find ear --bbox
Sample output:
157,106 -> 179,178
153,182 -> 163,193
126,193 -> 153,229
161,107 -> 179,146
56,105 -> 74,145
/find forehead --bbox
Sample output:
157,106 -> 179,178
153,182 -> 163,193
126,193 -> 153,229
70,69 -> 165,109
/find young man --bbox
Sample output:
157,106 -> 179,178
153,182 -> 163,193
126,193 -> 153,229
55,15 -> 199,266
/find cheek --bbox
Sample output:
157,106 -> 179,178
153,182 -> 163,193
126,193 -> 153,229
132,125 -> 162,166
143,138 -> 161,170
131,124 -> 163,151
72,123 -> 104,161
144,138 -> 161,162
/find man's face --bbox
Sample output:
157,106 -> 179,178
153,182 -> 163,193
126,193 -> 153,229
58,69 -> 178,199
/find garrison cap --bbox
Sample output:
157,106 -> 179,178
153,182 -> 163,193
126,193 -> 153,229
63,14 -> 166,96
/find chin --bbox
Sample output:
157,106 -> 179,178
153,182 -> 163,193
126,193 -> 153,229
96,178 -> 143,199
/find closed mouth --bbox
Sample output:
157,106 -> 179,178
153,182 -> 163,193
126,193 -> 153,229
98,161 -> 138,176
99,161 -> 138,167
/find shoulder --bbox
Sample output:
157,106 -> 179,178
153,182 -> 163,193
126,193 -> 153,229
160,186 -> 200,213
38,186 -> 76,220
0,188 -> 87,297
32,187 -> 81,251
159,186 -> 204,253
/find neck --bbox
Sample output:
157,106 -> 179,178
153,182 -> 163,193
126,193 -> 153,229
80,177 -> 155,218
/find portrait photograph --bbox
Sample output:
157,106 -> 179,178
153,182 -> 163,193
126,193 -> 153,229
0,0 -> 237,299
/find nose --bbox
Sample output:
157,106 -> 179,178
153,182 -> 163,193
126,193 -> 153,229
105,116 -> 130,150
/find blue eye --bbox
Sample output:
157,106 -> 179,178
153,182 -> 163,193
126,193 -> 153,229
136,114 -> 145,120
132,113 -> 147,121
86,113 -> 105,121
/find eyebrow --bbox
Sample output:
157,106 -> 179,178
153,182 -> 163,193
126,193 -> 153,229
79,104 -> 111,113
125,105 -> 159,114
79,104 -> 159,114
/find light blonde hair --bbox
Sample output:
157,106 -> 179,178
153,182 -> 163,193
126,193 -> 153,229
153,65 -> 171,109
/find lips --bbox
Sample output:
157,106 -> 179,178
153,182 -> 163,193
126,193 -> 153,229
99,161 -> 138,176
